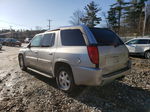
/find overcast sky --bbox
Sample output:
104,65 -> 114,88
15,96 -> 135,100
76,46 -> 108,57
0,0 -> 116,30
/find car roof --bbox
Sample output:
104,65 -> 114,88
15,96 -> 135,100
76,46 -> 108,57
35,25 -> 87,36
125,37 -> 150,43
133,37 -> 150,40
127,38 -> 150,41
46,25 -> 85,32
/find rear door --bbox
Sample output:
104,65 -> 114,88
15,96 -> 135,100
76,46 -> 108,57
90,28 -> 129,74
135,39 -> 149,53
25,35 -> 42,69
37,32 -> 56,74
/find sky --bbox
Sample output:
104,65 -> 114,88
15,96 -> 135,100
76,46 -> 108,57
0,0 -> 116,30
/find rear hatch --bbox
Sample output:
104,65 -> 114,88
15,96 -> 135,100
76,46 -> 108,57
90,28 -> 129,75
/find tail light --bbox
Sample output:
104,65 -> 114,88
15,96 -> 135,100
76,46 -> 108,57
87,46 -> 99,65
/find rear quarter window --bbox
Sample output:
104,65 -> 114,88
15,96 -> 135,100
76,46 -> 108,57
90,28 -> 124,46
60,29 -> 85,46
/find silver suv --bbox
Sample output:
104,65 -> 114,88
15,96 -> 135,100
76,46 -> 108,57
125,38 -> 150,59
18,25 -> 131,92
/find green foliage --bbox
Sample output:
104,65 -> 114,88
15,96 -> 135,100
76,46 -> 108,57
124,0 -> 147,35
80,1 -> 101,27
107,0 -> 125,33
107,0 -> 148,36
107,8 -> 118,32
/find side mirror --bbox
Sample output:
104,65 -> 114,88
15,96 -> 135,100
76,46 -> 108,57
125,42 -> 130,45
27,43 -> 31,48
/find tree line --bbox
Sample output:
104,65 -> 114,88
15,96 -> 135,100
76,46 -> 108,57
69,0 -> 150,36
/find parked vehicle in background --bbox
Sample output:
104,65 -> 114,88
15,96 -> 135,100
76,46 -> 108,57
0,43 -> 2,50
4,38 -> 22,47
24,38 -> 32,43
2,38 -> 9,45
0,38 -> 6,45
125,38 -> 150,59
18,25 -> 131,92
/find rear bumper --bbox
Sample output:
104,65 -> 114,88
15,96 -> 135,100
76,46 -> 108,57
100,67 -> 130,86
72,61 -> 131,86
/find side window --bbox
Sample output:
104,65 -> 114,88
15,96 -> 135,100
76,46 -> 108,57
30,35 -> 42,47
12,39 -> 17,42
126,40 -> 138,45
137,39 -> 148,44
148,40 -> 150,44
61,29 -> 85,46
41,33 -> 55,47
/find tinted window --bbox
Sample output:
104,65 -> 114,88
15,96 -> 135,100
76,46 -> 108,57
30,35 -> 42,47
41,33 -> 55,47
61,29 -> 85,46
137,39 -> 148,44
6,38 -> 10,42
11,39 -> 17,42
90,28 -> 124,46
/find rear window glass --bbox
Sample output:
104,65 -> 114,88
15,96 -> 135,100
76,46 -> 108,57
90,28 -> 124,46
61,29 -> 85,46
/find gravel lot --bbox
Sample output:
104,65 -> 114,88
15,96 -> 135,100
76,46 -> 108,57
0,46 -> 150,112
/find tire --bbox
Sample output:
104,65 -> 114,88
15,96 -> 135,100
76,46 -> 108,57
18,54 -> 27,71
55,66 -> 75,93
144,51 -> 150,59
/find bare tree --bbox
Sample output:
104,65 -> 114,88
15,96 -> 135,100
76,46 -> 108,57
102,12 -> 110,28
69,10 -> 84,25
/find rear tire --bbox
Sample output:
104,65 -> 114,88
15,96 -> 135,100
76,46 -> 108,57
144,51 -> 150,59
55,66 -> 75,93
18,54 -> 27,71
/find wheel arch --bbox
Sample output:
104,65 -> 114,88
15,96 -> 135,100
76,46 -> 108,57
18,53 -> 27,67
54,61 -> 73,77
144,49 -> 150,53
18,53 -> 24,58
144,49 -> 150,59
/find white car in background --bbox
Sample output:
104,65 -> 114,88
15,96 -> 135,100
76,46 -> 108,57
125,38 -> 150,59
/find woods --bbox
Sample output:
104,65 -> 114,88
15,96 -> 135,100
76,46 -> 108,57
70,0 -> 150,36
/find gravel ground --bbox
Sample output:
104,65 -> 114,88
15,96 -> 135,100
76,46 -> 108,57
0,46 -> 150,112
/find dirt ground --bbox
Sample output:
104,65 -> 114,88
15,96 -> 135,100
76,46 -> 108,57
0,46 -> 150,112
